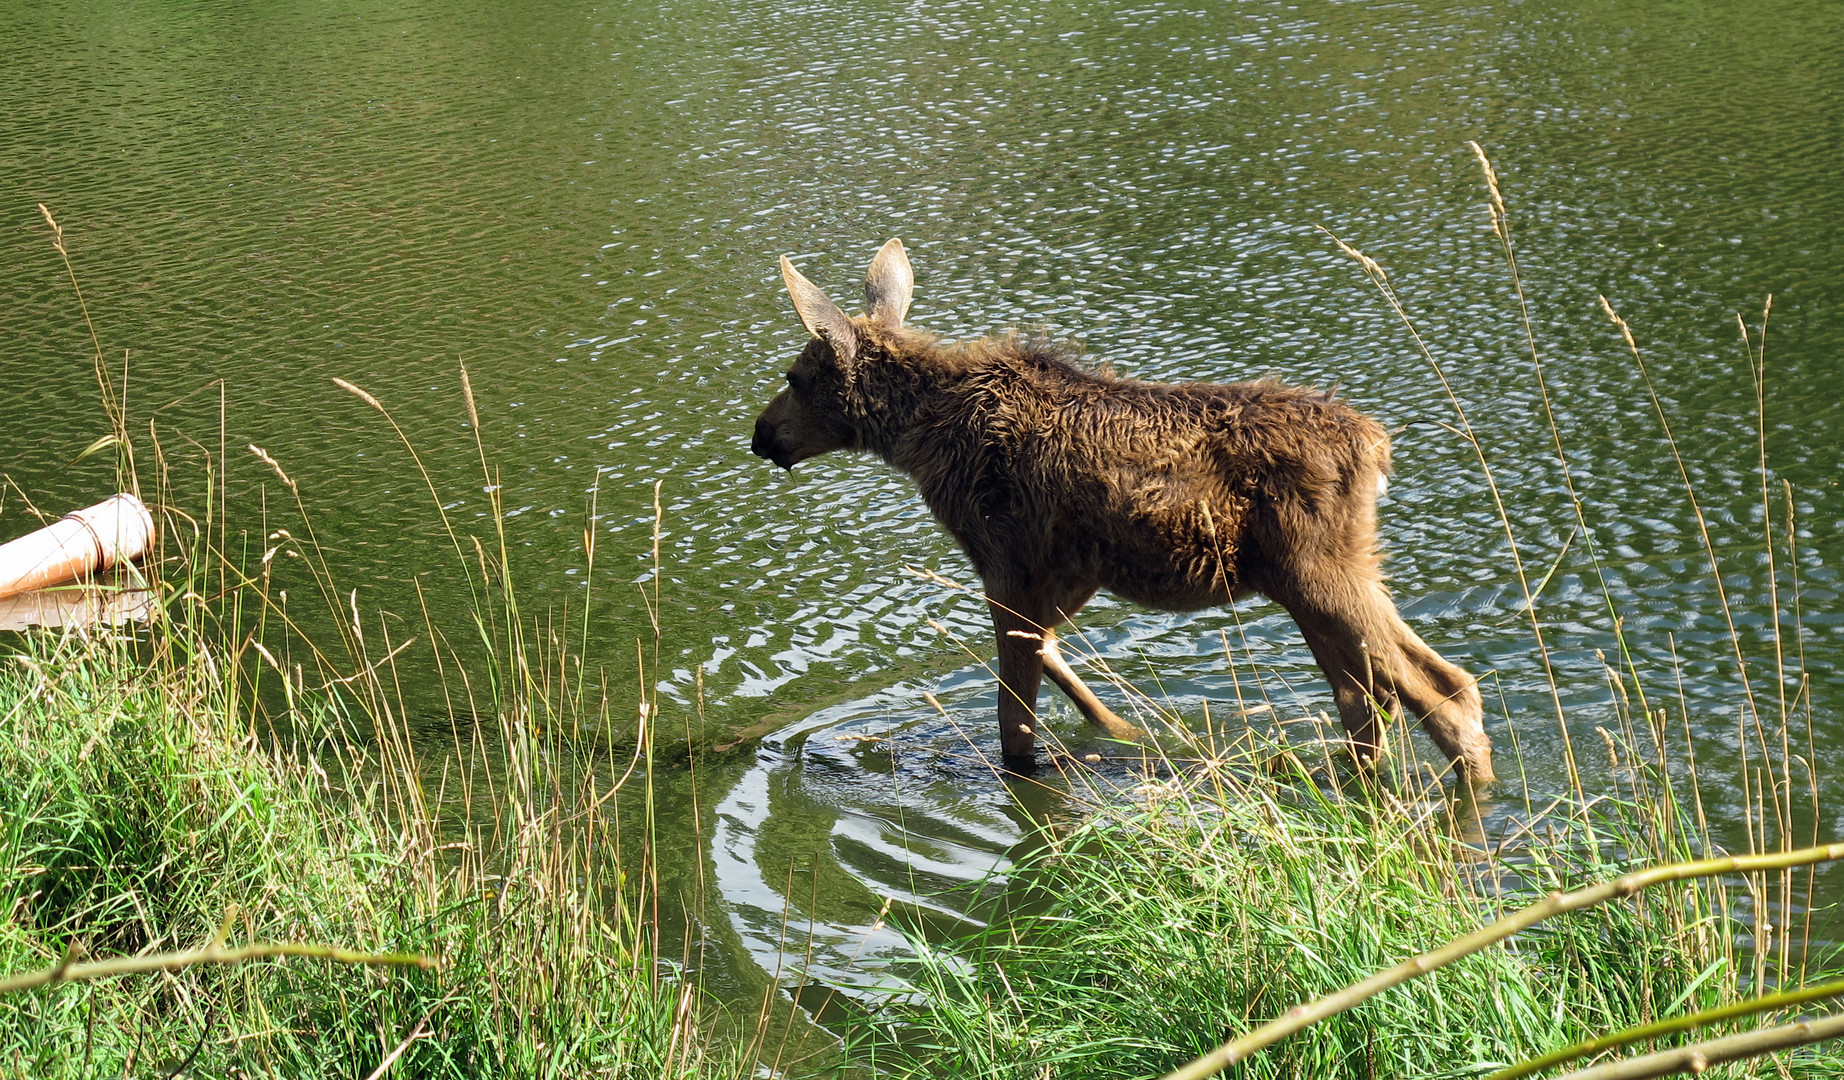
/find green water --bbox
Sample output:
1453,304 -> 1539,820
4,0 -> 1843,998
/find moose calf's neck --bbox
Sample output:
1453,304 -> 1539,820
839,325 -> 980,470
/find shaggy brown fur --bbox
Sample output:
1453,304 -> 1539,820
751,239 -> 1493,781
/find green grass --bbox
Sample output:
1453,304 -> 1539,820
841,744 -> 1844,1080
0,627 -> 734,1078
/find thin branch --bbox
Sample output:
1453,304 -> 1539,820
1,938 -> 434,995
1547,1010 -> 1844,1080
1491,977 -> 1844,1079
1154,841 -> 1844,1080
1318,222 -> 1579,790
160,1004 -> 216,1080
313,634 -> 419,691
363,1001 -> 445,1080
37,204 -> 135,492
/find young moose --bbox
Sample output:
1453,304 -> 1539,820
750,240 -> 1494,781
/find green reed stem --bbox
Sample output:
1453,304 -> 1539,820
1548,1011 -> 1844,1080
2,903 -> 432,995
1492,977 -> 1844,1080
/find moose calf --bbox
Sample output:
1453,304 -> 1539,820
750,239 -> 1494,781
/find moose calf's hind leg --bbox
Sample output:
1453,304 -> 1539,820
1281,580 -> 1495,783
1390,634 -> 1493,781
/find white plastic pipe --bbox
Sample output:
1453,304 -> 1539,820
0,493 -> 156,601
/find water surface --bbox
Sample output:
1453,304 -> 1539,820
4,0 -> 1842,1001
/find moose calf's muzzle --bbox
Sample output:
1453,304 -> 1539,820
751,418 -> 791,469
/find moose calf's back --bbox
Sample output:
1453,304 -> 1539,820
899,351 -> 1391,613
750,239 -> 1493,781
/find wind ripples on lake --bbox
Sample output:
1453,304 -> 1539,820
3,0 -> 1841,993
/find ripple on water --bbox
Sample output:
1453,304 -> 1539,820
4,0 -> 1842,1003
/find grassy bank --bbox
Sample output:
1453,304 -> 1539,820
0,625 -> 733,1078
6,629 -> 1837,1080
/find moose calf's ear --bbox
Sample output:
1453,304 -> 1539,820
863,237 -> 913,330
781,255 -> 859,364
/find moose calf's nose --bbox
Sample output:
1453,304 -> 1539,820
750,418 -> 775,460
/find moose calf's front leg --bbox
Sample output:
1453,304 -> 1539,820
990,602 -> 1046,762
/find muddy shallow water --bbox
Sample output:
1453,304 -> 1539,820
4,0 -> 1842,1003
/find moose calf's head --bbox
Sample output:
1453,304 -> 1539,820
750,238 -> 915,470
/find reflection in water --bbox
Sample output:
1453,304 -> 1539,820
710,673 -> 1547,1003
0,586 -> 156,631
712,679 -> 1018,994
3,0 -> 1842,1005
